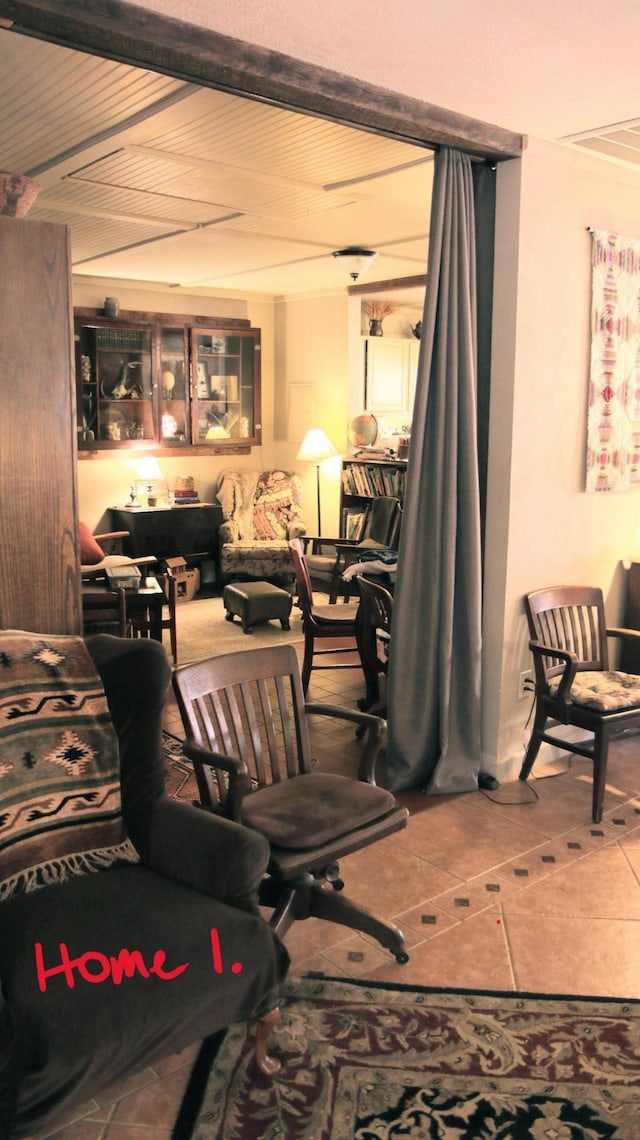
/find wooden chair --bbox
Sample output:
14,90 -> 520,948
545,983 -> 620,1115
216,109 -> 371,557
172,642 -> 409,963
303,496 -> 402,603
129,567 -> 179,663
81,584 -> 128,637
290,538 -> 360,693
356,576 -> 394,715
520,585 -> 640,822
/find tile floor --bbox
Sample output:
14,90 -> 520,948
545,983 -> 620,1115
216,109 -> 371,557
32,638 -> 640,1137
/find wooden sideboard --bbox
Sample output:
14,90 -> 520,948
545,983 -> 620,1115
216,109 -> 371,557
109,504 -> 223,572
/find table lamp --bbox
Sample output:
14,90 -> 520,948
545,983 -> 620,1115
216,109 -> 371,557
136,457 -> 166,507
296,428 -> 337,534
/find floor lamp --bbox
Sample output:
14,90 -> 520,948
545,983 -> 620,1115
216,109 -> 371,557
296,428 -> 337,535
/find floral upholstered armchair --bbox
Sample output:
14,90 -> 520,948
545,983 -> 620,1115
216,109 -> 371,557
216,469 -> 306,588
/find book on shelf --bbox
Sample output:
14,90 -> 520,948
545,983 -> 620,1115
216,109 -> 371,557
342,506 -> 370,541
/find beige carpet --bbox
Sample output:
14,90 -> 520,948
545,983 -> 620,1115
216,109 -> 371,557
174,592 -> 306,664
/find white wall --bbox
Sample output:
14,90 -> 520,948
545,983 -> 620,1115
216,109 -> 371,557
270,291 -> 352,536
485,138 -> 640,781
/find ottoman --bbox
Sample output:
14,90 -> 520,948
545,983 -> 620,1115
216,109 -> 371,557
223,581 -> 293,634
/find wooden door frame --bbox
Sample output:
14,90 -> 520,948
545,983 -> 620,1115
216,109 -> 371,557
1,0 -> 523,161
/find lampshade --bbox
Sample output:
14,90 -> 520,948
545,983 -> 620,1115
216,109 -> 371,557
332,247 -> 378,282
296,428 -> 338,463
136,457 -> 164,482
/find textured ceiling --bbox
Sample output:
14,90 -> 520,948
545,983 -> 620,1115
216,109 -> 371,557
0,30 -> 431,300
4,1 -> 640,301
132,0 -> 640,143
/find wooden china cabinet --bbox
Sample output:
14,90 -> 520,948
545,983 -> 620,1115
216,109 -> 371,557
74,308 -> 262,455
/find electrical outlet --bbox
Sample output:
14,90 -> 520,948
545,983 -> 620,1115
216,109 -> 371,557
519,670 -> 533,699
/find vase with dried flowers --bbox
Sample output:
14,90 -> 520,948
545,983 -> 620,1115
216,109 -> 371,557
362,299 -> 397,337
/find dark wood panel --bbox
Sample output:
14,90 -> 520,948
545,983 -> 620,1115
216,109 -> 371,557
110,505 -> 223,563
0,217 -> 81,634
3,0 -> 523,161
620,562 -> 640,673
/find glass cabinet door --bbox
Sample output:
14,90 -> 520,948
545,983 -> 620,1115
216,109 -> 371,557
159,326 -> 189,444
76,323 -> 153,445
191,329 -> 261,445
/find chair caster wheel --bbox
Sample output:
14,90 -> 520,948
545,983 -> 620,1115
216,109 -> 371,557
394,949 -> 410,964
332,878 -> 345,891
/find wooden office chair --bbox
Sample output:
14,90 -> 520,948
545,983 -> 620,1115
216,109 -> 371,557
290,538 -> 360,693
172,642 -> 409,963
520,585 -> 640,822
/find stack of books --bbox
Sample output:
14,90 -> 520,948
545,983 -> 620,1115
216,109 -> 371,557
174,475 -> 199,505
174,489 -> 200,505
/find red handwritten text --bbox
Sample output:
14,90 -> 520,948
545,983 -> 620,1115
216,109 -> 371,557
35,942 -> 188,992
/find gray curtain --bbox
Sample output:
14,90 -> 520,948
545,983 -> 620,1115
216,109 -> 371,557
386,147 -> 489,794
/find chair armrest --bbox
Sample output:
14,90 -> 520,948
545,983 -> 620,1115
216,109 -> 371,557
183,739 -> 252,820
94,530 -> 129,543
219,520 -> 240,543
81,555 -> 158,581
287,521 -> 307,540
142,795 -> 270,914
304,702 -> 387,785
529,640 -> 578,704
607,625 -> 640,644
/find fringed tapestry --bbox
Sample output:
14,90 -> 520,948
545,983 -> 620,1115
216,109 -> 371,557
0,630 -> 138,900
586,228 -> 640,492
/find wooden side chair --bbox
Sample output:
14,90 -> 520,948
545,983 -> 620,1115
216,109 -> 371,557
129,567 -> 179,663
290,538 -> 360,693
520,585 -> 640,822
81,585 -> 128,638
356,576 -> 394,715
302,496 -> 402,602
172,642 -> 409,963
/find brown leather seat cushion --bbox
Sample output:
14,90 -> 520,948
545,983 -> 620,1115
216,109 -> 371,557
240,771 -> 396,849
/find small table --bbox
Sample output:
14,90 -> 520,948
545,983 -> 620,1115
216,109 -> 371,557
82,576 -> 167,642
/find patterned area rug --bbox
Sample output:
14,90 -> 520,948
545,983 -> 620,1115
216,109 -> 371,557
171,976 -> 639,1139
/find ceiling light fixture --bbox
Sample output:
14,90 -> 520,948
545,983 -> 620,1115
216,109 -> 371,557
332,247 -> 378,282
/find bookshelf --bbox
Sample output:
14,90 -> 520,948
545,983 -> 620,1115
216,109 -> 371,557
340,457 -> 407,539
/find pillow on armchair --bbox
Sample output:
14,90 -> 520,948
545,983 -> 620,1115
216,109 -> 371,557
79,520 -> 105,565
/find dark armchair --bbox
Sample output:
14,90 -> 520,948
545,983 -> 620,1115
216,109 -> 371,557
0,633 -> 288,1139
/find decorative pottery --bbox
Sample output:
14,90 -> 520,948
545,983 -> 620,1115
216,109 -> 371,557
411,321 -> 422,339
0,172 -> 41,218
369,318 -> 383,336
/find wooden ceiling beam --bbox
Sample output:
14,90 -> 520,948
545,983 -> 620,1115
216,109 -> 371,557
2,0 -> 524,161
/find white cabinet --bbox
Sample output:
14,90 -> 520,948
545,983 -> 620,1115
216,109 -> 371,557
362,336 -> 418,415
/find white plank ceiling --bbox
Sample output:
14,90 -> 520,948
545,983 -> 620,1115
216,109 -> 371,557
0,30 -> 432,299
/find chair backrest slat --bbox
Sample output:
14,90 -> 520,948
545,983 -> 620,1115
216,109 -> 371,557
526,586 -> 609,682
173,644 -> 313,809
